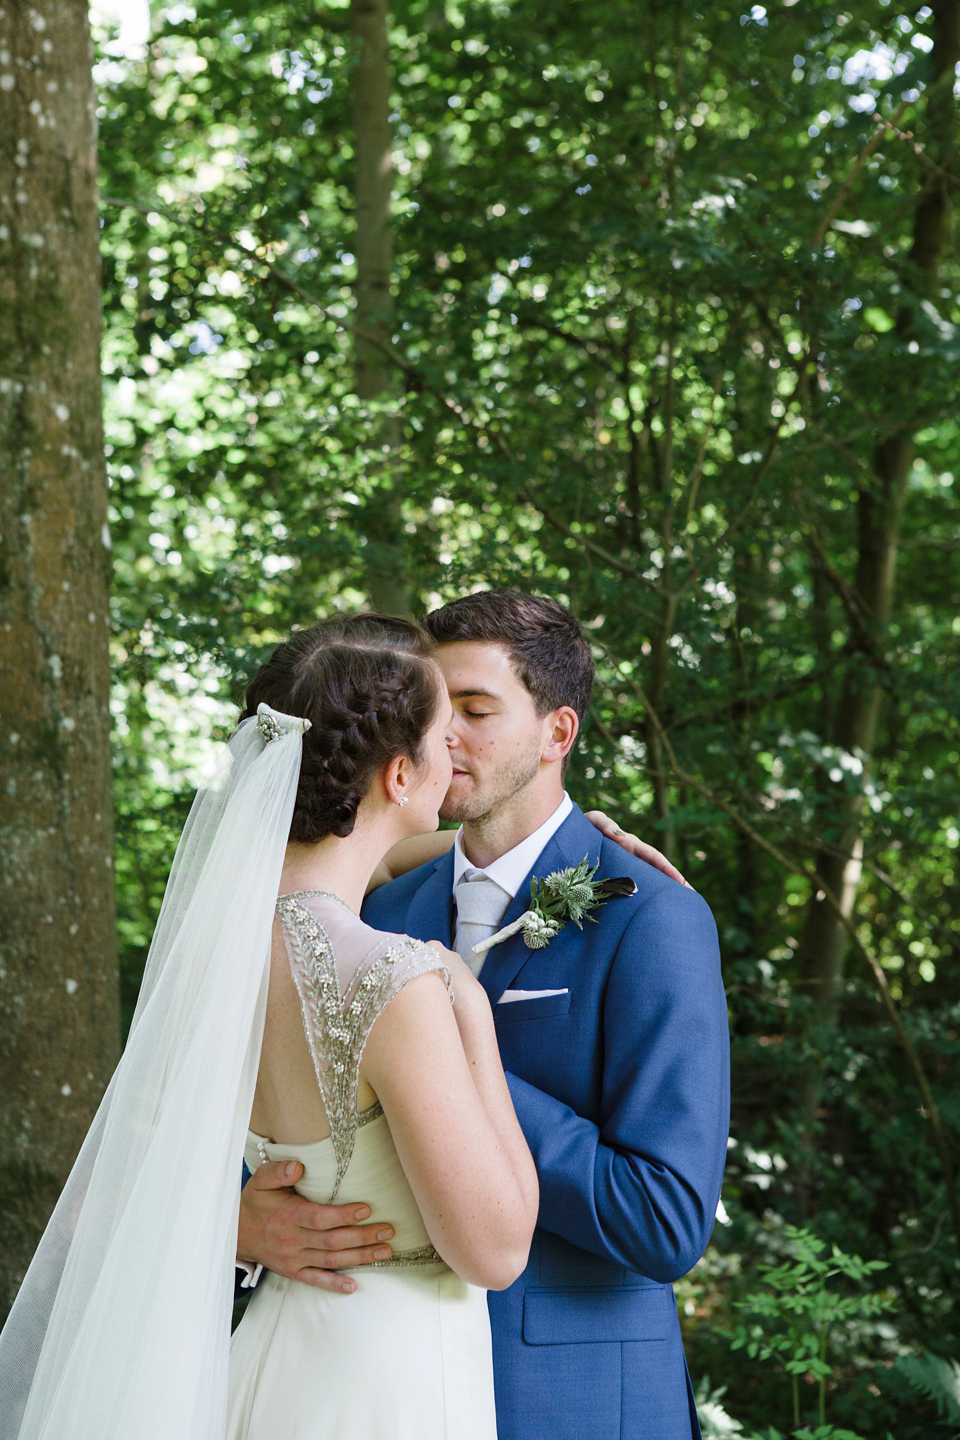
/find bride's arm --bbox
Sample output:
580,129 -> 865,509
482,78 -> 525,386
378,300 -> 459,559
367,815 -> 690,895
365,831 -> 457,894
361,962 -> 538,1291
584,811 -> 691,887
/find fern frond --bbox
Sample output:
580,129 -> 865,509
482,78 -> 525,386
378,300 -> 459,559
894,1349 -> 960,1423
693,1376 -> 745,1437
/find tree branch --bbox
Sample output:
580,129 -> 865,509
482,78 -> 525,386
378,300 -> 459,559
812,101 -> 912,248
518,479 -> 662,592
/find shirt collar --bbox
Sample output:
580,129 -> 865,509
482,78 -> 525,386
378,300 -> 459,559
451,792 -> 573,899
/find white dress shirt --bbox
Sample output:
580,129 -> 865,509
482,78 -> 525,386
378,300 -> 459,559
451,792 -> 573,900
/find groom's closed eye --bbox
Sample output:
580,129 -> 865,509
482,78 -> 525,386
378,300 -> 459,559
450,688 -> 504,714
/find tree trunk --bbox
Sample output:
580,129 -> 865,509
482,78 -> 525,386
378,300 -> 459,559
730,542 -> 761,953
794,0 -> 959,1127
349,0 -> 413,617
643,590 -> 677,861
0,0 -> 119,1319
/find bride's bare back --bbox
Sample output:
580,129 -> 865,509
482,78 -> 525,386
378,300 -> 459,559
248,888 -> 537,1290
250,896 -> 397,1147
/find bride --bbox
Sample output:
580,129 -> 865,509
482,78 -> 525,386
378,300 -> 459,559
0,613 -> 537,1440
227,614 -> 538,1438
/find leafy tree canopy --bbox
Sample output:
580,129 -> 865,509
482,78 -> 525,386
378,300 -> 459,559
95,3 -> 960,1433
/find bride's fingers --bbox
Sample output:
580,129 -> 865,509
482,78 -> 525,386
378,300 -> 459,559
618,837 -> 691,888
584,809 -> 620,837
584,809 -> 691,888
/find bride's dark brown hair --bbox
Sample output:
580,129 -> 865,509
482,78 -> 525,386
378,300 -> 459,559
239,614 -> 441,842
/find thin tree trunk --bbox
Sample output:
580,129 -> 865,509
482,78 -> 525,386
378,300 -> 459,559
0,0 -> 119,1318
643,590 -> 677,861
730,542 -> 760,951
795,0 -> 959,1126
641,309 -> 678,859
350,0 -> 413,616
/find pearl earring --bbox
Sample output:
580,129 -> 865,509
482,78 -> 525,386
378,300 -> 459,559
396,796 -> 408,807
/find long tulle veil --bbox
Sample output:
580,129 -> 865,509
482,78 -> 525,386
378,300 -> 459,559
0,705 -> 308,1440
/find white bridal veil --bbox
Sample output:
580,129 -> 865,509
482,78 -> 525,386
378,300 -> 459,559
0,705 -> 309,1440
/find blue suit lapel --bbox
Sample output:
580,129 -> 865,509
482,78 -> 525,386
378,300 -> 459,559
478,806 -> 604,1004
405,848 -> 456,946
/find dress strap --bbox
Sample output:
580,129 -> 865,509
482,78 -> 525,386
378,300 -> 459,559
275,895 -> 452,1201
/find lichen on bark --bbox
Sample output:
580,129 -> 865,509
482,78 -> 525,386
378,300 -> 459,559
0,0 -> 119,1320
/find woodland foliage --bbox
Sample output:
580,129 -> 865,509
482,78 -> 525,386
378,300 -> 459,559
93,2 -> 959,1434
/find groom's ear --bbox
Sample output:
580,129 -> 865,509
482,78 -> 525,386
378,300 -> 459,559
542,706 -> 579,766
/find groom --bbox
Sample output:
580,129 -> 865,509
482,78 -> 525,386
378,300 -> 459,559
240,591 -> 729,1440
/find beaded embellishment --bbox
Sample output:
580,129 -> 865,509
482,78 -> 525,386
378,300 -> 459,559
275,891 -> 453,1204
256,702 -> 311,744
252,1097 -> 381,1169
361,1243 -> 443,1272
257,711 -> 284,744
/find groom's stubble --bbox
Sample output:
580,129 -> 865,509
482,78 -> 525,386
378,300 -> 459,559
438,729 -> 544,828
430,637 -> 571,864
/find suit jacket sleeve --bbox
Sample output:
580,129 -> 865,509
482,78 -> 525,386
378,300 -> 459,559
505,883 -> 729,1283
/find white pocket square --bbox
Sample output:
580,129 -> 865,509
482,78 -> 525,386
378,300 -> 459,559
497,988 -> 569,1005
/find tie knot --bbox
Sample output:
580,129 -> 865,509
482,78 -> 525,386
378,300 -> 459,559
455,872 -> 510,928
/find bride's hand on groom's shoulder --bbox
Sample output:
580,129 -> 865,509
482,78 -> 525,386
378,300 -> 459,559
585,810 -> 692,888
237,1162 -> 398,1294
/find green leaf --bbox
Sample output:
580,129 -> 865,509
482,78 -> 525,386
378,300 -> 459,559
893,1349 -> 960,1423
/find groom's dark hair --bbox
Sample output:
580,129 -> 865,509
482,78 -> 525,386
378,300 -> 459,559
421,590 -> 595,723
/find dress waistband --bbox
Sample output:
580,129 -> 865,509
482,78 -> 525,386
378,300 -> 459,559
345,1241 -> 446,1272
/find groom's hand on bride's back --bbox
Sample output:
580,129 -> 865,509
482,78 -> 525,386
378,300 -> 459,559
237,1161 -> 396,1295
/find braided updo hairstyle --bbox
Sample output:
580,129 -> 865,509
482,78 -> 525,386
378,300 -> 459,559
239,614 -> 442,843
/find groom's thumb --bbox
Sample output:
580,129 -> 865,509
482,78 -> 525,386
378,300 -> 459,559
251,1159 -> 303,1190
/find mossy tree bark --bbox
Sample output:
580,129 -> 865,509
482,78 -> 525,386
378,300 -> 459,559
349,0 -> 413,617
0,0 -> 119,1318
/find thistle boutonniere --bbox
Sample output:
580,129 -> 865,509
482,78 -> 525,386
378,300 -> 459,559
471,857 -> 637,961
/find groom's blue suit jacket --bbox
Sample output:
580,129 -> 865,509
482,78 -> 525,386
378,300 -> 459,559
362,804 -> 729,1440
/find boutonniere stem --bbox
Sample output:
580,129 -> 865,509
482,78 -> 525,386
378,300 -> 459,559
472,858 -> 637,960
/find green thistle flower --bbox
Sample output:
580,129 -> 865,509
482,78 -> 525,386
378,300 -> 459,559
517,857 -> 637,949
470,856 -> 637,961
541,864 -> 598,923
532,858 -> 602,929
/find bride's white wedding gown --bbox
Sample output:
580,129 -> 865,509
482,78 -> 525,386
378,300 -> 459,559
226,891 -> 497,1440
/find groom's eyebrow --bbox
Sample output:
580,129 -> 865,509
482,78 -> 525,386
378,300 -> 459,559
450,688 -> 503,702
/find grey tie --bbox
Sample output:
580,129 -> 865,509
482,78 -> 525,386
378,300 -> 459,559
454,870 -> 511,977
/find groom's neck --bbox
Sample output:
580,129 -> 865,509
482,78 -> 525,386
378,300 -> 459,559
460,777 -> 565,870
